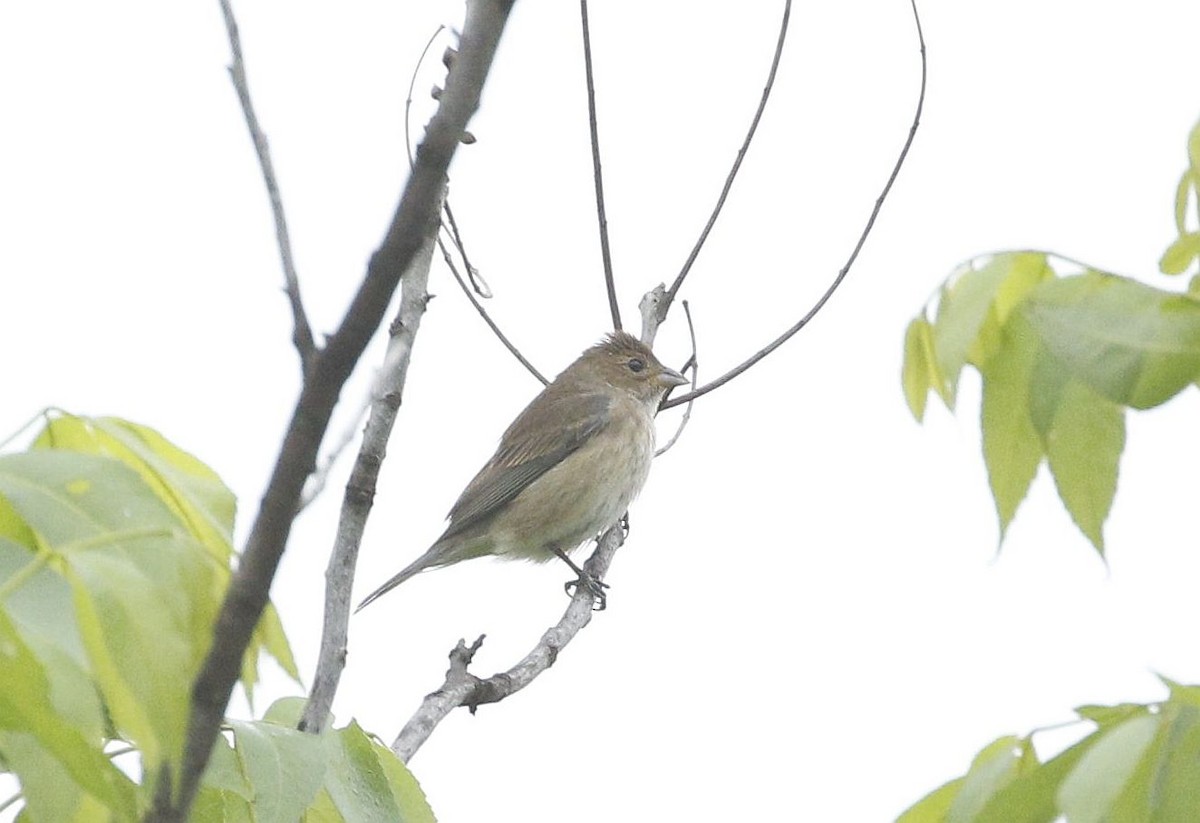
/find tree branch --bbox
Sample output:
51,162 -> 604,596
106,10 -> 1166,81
662,0 -> 926,411
217,0 -> 317,373
391,523 -> 624,762
659,0 -> 792,323
147,2 -> 517,819
580,0 -> 621,331
298,190 -> 442,735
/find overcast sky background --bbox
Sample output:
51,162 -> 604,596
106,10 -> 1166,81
3,1 -> 1200,820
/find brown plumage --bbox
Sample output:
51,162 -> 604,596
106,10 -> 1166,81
357,331 -> 686,611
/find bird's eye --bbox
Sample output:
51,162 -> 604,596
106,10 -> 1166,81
627,357 -> 646,373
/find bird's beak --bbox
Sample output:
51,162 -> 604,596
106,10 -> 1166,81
659,366 -> 688,388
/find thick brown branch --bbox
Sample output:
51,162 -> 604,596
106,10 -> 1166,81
217,0 -> 316,372
146,3 -> 517,820
660,0 -> 792,321
662,0 -> 926,411
580,0 -> 621,331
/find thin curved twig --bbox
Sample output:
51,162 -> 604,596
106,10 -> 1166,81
655,300 -> 698,456
663,0 -> 926,411
406,25 -> 448,169
660,0 -> 792,321
442,200 -> 492,298
440,236 -> 550,385
580,0 -> 621,331
218,0 -> 316,373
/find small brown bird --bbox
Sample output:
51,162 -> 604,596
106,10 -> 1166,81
357,331 -> 686,611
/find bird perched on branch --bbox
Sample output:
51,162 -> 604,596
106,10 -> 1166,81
357,331 -> 687,612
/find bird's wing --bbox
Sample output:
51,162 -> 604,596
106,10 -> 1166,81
439,389 -> 612,540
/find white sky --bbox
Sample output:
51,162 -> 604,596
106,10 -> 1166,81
3,1 -> 1200,820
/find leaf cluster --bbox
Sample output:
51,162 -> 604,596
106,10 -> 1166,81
0,414 -> 430,821
900,680 -> 1200,823
903,251 -> 1200,552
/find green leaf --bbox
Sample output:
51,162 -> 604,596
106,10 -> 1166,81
302,789 -> 344,823
903,316 -> 940,420
1161,677 -> 1200,708
1132,703 -> 1200,819
1020,271 -> 1200,409
201,733 -> 253,800
1057,714 -> 1158,823
262,696 -> 310,728
324,721 -> 435,823
973,732 -> 1098,823
1173,171 -> 1193,235
0,451 -> 219,780
1188,118 -> 1200,180
191,786 -> 254,823
1042,380 -> 1124,554
1075,702 -> 1151,727
1160,232 -> 1200,276
932,258 -> 1011,396
32,414 -> 236,559
980,315 -> 1045,541
896,777 -> 964,823
230,717 -> 327,823
947,736 -> 1031,823
374,734 -> 437,823
932,253 -> 1053,404
0,609 -> 138,819
0,540 -> 104,738
255,602 -> 300,685
1026,354 -> 1069,441
27,413 -> 299,694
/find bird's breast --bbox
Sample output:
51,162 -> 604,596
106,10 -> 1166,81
490,397 -> 656,560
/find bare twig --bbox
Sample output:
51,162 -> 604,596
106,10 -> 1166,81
663,0 -> 926,411
217,0 -> 317,373
149,3 -> 518,820
656,300 -> 698,456
659,0 -> 792,322
298,400 -> 371,512
638,284 -> 667,346
299,190 -> 442,735
392,523 -> 624,762
440,236 -> 550,385
580,0 -> 621,331
406,24 -> 448,168
442,200 -> 492,298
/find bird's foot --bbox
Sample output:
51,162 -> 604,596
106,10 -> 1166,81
564,572 -> 609,611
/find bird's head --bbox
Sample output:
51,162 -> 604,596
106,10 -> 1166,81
575,331 -> 688,405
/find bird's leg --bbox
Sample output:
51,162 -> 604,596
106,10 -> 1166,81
551,545 -> 609,611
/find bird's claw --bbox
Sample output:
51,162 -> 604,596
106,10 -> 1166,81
564,573 -> 610,611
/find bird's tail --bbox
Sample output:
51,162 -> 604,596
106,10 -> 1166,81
355,540 -> 466,612
354,557 -> 427,613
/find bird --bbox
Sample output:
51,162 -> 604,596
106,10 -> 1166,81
356,331 -> 687,612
